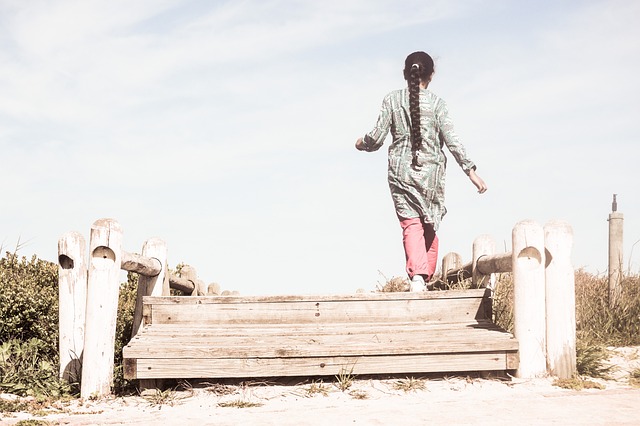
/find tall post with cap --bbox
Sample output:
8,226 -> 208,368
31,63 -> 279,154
608,194 -> 624,308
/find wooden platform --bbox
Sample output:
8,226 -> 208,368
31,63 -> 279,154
123,289 -> 518,380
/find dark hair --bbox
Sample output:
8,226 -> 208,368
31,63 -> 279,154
403,52 -> 434,166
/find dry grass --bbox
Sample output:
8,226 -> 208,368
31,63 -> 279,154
335,363 -> 357,391
218,399 -> 263,408
305,380 -> 330,397
552,377 -> 605,391
491,273 -> 515,333
574,270 -> 640,347
393,377 -> 426,392
202,383 -> 238,396
348,389 -> 369,399
142,388 -> 179,407
376,273 -> 409,292
629,369 -> 640,388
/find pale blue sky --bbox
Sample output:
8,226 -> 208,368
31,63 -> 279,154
2,0 -> 639,294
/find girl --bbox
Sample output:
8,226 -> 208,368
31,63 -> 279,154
356,51 -> 487,291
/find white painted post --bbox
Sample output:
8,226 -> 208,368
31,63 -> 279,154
81,218 -> 123,398
608,194 -> 623,308
131,238 -> 168,339
512,220 -> 546,378
472,235 -> 495,288
544,220 -> 576,378
57,232 -> 87,383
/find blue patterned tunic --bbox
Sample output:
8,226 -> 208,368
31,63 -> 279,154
361,88 -> 476,231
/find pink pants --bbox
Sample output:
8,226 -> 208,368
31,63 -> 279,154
399,217 -> 439,280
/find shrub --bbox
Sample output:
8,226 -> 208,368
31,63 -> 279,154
0,253 -> 59,357
0,252 -> 70,397
0,338 -> 70,397
113,272 -> 138,394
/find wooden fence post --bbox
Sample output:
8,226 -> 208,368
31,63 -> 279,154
180,265 -> 205,296
131,238 -> 168,339
57,232 -> 87,383
512,220 -> 546,378
608,194 -> 623,307
544,220 -> 576,378
81,219 -> 123,398
472,235 -> 495,288
442,252 -> 462,277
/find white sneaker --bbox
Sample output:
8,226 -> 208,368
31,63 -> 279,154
409,275 -> 425,292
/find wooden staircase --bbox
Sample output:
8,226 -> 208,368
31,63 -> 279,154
123,289 -> 518,380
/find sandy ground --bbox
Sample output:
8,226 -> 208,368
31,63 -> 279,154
2,347 -> 639,426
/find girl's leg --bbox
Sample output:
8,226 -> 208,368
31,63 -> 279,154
399,217 -> 430,279
423,223 -> 439,280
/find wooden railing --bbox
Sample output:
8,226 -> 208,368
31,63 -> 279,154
57,218 -> 212,398
58,217 -> 576,398
440,219 -> 576,380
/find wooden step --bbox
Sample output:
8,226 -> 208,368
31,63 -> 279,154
142,289 -> 492,325
123,289 -> 518,380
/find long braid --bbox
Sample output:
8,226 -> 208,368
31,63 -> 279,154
403,51 -> 434,167
408,64 -> 422,166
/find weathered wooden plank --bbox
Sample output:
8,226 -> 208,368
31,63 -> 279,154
124,328 -> 517,359
125,333 -> 518,351
147,298 -> 488,325
143,289 -> 487,304
127,321 -> 510,337
128,352 -> 515,379
125,341 -> 517,360
142,303 -> 152,327
126,323 -> 514,345
506,352 -> 520,370
123,358 -> 137,380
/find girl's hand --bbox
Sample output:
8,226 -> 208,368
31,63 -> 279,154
469,169 -> 487,194
355,137 -> 365,151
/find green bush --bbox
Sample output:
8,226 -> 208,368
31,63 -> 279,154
0,338 -> 70,397
0,253 -> 59,356
0,252 -> 67,397
113,272 -> 138,394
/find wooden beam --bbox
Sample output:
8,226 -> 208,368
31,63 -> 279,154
168,274 -> 195,294
121,251 -> 162,277
476,252 -> 512,275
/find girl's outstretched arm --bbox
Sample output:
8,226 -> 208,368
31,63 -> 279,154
468,169 -> 487,194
